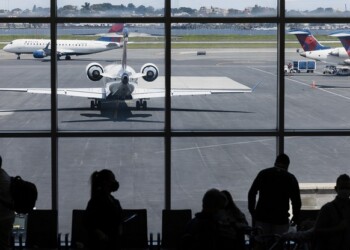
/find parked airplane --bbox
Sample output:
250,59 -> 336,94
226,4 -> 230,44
0,28 -> 258,111
329,31 -> 350,56
3,23 -> 124,60
289,29 -> 350,65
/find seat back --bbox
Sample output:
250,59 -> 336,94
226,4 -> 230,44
71,209 -> 88,249
121,209 -> 148,249
25,209 -> 58,248
161,209 -> 192,249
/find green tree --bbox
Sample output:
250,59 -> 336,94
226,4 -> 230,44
81,2 -> 91,12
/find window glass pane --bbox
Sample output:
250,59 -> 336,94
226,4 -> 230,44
58,137 -> 164,237
57,23 -> 165,131
285,23 -> 350,129
285,137 -> 348,209
57,1 -> 164,17
171,23 -> 277,131
171,137 -> 276,223
0,138 -> 51,208
286,0 -> 350,17
0,1 -> 50,17
172,0 -> 277,17
0,23 -> 51,130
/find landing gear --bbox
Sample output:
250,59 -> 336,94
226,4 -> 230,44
16,54 -> 20,60
65,55 -> 71,60
90,100 -> 101,110
136,99 -> 147,110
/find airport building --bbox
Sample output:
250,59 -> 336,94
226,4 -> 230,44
0,0 -> 349,246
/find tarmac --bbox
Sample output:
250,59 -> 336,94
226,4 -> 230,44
0,48 -> 348,235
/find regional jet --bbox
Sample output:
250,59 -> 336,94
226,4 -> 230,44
3,24 -> 124,60
289,29 -> 350,65
0,28 -> 259,110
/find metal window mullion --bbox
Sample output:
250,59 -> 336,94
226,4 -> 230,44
277,0 -> 286,155
50,0 -> 58,211
164,0 -> 171,210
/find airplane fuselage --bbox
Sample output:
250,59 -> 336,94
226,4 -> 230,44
300,47 -> 350,65
3,39 -> 120,56
103,64 -> 137,100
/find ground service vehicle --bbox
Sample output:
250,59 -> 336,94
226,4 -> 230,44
323,65 -> 337,75
292,60 -> 316,73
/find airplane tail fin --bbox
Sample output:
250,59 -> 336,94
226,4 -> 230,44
288,29 -> 330,51
330,32 -> 350,56
97,23 -> 124,43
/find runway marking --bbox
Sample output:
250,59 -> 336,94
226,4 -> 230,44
179,49 -> 277,55
155,138 -> 276,153
249,66 -> 350,101
0,111 -> 14,116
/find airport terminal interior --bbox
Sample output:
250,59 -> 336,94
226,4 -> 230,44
1,0 -> 350,247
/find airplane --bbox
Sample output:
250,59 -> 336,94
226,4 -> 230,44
329,31 -> 350,56
289,29 -> 350,65
2,23 -> 124,60
0,28 -> 259,111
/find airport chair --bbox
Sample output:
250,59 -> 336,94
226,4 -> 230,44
65,209 -> 88,249
22,209 -> 59,249
158,209 -> 192,250
121,209 -> 149,249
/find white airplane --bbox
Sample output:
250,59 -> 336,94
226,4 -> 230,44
289,29 -> 350,65
3,24 -> 124,60
0,28 -> 259,111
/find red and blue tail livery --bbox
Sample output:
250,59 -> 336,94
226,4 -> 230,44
289,29 -> 330,51
97,23 -> 124,43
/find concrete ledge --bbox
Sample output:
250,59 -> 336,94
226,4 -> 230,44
299,183 -> 335,194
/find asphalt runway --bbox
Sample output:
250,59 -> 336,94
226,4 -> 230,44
0,48 -> 349,235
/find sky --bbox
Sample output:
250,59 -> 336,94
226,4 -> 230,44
1,0 -> 349,12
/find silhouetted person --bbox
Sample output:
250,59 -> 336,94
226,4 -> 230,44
0,155 -> 15,250
85,169 -> 123,250
221,190 -> 249,250
248,153 -> 301,235
312,174 -> 350,250
182,188 -> 237,250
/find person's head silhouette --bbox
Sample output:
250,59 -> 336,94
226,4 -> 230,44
202,188 -> 227,213
90,169 -> 119,197
335,174 -> 350,199
274,153 -> 290,170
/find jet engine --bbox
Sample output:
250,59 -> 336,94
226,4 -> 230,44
33,50 -> 47,58
86,63 -> 104,81
344,59 -> 350,65
140,63 -> 159,82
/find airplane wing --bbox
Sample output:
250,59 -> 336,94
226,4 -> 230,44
132,88 -> 253,99
132,76 -> 258,99
0,88 -> 105,99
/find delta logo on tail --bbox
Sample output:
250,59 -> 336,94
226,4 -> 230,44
288,29 -> 331,51
97,23 -> 124,43
108,23 -> 124,33
329,32 -> 350,57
